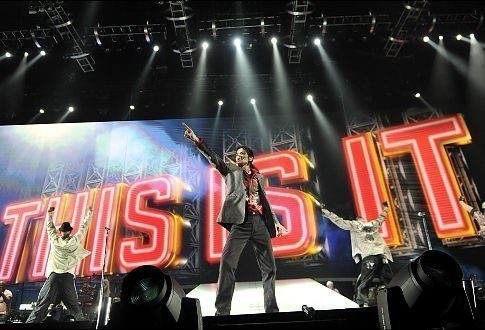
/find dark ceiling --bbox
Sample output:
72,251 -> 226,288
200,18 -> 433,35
0,1 -> 484,125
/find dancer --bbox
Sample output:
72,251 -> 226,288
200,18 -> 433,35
459,196 -> 485,238
183,123 -> 287,315
321,201 -> 392,307
26,205 -> 93,323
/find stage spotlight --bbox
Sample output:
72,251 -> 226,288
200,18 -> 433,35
40,50 -> 46,56
423,36 -> 430,43
24,52 -> 29,57
68,106 -> 74,112
39,109 -> 45,114
313,38 -> 321,46
104,265 -> 202,329
377,250 -> 473,330
129,105 -> 135,110
153,45 -> 160,52
271,37 -> 277,45
414,93 -> 421,98
233,38 -> 241,47
469,33 -> 475,39
5,52 -> 12,58
439,35 -> 443,41
217,100 -> 223,106
456,34 -> 462,40
250,98 -> 256,105
202,41 -> 209,50
306,94 -> 313,101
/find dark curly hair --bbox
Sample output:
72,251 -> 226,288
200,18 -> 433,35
236,145 -> 254,159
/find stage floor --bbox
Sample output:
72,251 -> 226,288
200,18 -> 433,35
186,278 -> 359,316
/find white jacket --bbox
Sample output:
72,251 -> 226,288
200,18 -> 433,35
45,210 -> 92,278
322,207 -> 393,264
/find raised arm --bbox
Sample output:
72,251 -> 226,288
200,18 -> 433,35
46,207 -> 58,242
70,206 -> 93,245
321,207 -> 360,231
183,122 -> 231,176
459,196 -> 475,213
374,201 -> 389,227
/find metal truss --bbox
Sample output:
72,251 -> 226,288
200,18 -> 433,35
157,143 -> 201,279
403,106 -> 441,122
87,24 -> 163,41
198,16 -> 281,38
165,1 -> 195,68
270,123 -> 301,152
84,161 -> 106,190
60,162 -> 83,194
0,28 -> 52,48
444,147 -> 484,247
309,14 -> 391,34
41,164 -> 64,197
32,1 -> 95,72
384,1 -> 430,58
285,0 -> 313,64
222,128 -> 249,163
429,12 -> 484,29
346,112 -> 382,136
42,161 -> 83,198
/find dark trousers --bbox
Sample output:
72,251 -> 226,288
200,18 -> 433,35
215,213 -> 279,315
26,273 -> 86,323
354,255 -> 393,306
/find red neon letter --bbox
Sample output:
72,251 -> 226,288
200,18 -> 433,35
118,176 -> 184,272
0,199 -> 43,282
255,151 -> 318,257
378,114 -> 475,239
342,133 -> 403,246
83,184 -> 125,276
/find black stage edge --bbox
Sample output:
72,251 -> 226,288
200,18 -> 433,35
0,308 -> 379,329
0,321 -> 96,329
203,307 -> 379,330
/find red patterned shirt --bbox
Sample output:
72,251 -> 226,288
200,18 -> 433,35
243,166 -> 263,215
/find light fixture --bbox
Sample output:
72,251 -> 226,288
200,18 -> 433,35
153,45 -> 160,52
24,52 -> 29,57
377,250 -> 466,329
39,109 -> 45,114
40,50 -> 46,56
68,106 -> 74,112
439,35 -> 443,41
105,265 -> 202,329
129,105 -> 135,110
233,38 -> 241,47
313,38 -> 321,46
306,94 -> 313,101
202,42 -> 209,50
217,100 -> 223,106
271,37 -> 277,45
414,93 -> 421,98
456,34 -> 462,40
423,36 -> 429,43
250,98 -> 256,105
469,33 -> 475,39
5,52 -> 12,58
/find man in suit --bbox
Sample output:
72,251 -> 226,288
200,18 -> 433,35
183,123 -> 287,316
